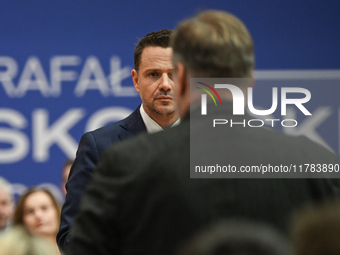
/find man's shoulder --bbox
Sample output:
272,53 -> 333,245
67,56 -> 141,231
86,105 -> 144,139
244,126 -> 340,169
264,127 -> 335,156
74,105 -> 146,157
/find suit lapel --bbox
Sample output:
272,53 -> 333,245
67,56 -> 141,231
118,105 -> 147,141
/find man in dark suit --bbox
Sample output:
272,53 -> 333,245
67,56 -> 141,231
66,10 -> 339,255
57,29 -> 180,250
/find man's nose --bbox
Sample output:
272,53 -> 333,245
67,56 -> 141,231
159,73 -> 172,91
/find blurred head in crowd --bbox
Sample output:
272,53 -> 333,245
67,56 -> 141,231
171,10 -> 254,118
290,202 -> 340,255
61,159 -> 74,197
0,226 -> 58,255
13,187 -> 61,244
0,177 -> 14,232
178,219 -> 292,255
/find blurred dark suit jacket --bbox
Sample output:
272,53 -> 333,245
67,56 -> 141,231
66,101 -> 339,255
57,105 -> 146,250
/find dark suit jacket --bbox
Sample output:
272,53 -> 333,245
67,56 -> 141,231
57,105 -> 146,250
66,102 -> 339,255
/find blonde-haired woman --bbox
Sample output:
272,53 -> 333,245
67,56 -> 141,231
13,187 -> 61,253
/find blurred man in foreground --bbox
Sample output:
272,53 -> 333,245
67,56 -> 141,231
66,10 -> 339,255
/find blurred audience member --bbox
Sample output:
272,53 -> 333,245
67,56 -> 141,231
0,226 -> 58,255
290,202 -> 340,255
178,219 -> 292,255
0,177 -> 14,235
13,187 -> 61,251
61,159 -> 74,197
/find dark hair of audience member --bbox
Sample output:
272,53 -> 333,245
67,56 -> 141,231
290,202 -> 340,255
177,219 -> 292,255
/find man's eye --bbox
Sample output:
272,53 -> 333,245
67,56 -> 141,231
149,72 -> 158,78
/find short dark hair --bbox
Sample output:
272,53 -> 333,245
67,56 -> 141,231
134,29 -> 173,72
171,10 -> 254,78
178,219 -> 292,255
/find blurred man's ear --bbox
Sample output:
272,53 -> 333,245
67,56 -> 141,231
175,62 -> 188,97
249,71 -> 254,88
174,62 -> 191,119
131,69 -> 140,93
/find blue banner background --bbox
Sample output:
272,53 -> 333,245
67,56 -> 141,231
1,1 -> 339,200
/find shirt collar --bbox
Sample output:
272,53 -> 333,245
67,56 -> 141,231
140,104 -> 180,134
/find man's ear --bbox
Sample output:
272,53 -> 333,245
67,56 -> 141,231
174,62 -> 191,119
131,69 -> 140,93
249,71 -> 255,88
176,62 -> 188,97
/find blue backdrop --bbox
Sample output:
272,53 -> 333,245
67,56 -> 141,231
1,0 -> 339,201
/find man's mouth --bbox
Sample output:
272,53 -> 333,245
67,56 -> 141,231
157,96 -> 173,101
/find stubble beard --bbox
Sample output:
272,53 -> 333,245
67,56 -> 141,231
146,100 -> 175,117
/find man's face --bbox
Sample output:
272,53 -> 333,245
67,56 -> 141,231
0,188 -> 13,230
132,46 -> 175,121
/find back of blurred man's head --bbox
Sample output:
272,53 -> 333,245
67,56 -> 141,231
170,10 -> 255,118
171,10 -> 254,78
